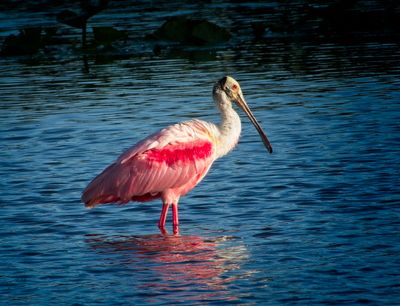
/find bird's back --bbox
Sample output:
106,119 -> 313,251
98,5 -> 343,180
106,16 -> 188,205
82,119 -> 219,208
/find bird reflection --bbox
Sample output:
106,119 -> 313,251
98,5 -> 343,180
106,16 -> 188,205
86,233 -> 249,303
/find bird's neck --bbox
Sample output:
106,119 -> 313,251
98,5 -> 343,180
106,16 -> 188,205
215,99 -> 242,158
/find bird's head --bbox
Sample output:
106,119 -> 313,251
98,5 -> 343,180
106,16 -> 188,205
213,76 -> 242,104
213,76 -> 273,154
218,76 -> 242,101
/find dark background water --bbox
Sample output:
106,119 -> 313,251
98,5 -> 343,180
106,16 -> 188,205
1,1 -> 400,305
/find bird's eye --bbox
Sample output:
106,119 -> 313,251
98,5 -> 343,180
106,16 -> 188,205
231,84 -> 238,91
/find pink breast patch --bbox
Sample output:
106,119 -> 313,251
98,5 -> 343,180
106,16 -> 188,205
146,141 -> 213,166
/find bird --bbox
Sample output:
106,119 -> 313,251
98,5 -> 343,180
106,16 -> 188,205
81,76 -> 272,235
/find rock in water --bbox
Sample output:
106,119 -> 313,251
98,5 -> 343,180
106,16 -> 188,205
152,16 -> 231,45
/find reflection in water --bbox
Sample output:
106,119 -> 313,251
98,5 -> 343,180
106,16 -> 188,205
86,234 -> 250,303
2,3 -> 399,304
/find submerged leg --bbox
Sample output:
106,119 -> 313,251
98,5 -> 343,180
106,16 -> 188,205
172,203 -> 179,235
158,203 -> 170,234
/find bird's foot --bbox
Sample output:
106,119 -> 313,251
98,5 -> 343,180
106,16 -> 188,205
158,225 -> 168,236
173,224 -> 180,236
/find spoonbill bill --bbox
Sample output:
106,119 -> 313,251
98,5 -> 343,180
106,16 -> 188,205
82,76 -> 272,234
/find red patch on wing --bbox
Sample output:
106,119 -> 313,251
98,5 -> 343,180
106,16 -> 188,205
146,141 -> 213,166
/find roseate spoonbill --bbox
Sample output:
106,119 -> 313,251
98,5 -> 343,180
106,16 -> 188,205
82,76 -> 272,234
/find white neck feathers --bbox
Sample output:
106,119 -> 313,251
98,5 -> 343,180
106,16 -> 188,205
214,91 -> 242,158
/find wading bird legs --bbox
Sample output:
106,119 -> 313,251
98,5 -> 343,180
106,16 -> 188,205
158,203 -> 179,235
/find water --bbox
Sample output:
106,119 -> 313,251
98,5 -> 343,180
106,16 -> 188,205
1,2 -> 400,305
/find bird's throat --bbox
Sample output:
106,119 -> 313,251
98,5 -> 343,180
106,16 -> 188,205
217,104 -> 242,158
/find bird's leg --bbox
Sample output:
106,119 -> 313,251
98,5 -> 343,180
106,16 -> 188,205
172,203 -> 179,235
158,203 -> 170,234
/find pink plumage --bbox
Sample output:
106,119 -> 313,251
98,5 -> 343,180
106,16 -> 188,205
82,120 -> 215,208
82,76 -> 272,235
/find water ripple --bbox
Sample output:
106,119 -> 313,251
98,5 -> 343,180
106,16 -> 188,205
1,3 -> 400,305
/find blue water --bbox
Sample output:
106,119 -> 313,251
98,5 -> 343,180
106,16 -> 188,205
1,2 -> 400,305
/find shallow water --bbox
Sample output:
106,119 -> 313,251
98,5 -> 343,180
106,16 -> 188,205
1,2 -> 400,305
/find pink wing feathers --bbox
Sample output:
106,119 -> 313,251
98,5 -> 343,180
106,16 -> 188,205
81,120 -> 217,208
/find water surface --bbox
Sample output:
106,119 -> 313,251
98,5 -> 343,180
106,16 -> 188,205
1,2 -> 400,305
